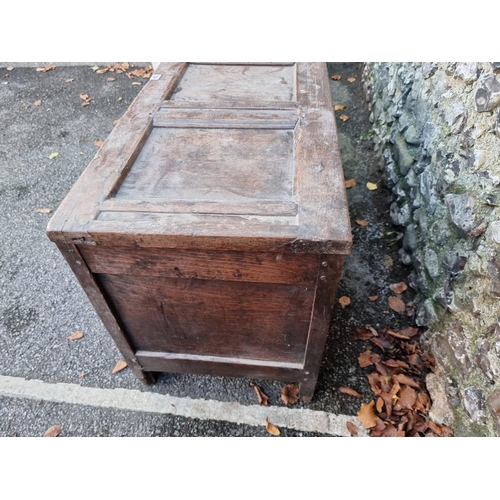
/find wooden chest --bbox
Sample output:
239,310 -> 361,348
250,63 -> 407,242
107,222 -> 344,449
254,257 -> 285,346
47,62 -> 351,401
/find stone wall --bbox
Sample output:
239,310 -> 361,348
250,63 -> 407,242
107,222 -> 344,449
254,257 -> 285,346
363,63 -> 500,436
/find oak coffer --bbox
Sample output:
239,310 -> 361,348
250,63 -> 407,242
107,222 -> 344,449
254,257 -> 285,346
47,62 -> 352,401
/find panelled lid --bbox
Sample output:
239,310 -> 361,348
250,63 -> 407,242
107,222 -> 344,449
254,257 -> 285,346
47,62 -> 352,254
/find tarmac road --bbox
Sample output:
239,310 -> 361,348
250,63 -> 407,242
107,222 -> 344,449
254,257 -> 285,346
0,62 -> 413,436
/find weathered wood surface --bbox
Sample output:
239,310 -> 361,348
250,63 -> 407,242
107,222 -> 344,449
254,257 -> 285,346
79,246 -> 318,285
97,274 -> 314,363
136,351 -> 303,381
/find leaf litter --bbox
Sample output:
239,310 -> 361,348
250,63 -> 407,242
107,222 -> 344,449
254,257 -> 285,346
353,324 -> 453,437
250,382 -> 269,406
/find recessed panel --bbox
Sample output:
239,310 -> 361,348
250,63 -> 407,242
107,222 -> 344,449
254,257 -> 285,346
171,63 -> 295,102
115,127 -> 295,202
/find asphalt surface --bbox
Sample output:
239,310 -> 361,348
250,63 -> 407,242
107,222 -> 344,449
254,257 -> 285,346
0,63 -> 414,436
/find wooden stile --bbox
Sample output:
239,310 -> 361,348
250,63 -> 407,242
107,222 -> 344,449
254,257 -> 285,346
47,62 -> 351,401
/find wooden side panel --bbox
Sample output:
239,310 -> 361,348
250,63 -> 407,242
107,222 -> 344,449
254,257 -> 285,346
171,63 -> 296,102
79,246 -> 319,285
96,274 -> 315,364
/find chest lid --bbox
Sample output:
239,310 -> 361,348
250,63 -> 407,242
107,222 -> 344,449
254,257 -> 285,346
47,62 -> 351,254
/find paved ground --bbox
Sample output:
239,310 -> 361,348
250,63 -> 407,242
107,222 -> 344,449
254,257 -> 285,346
0,62 -> 415,436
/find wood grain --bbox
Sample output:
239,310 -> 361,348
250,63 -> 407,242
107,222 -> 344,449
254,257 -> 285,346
96,274 -> 315,363
79,246 -> 318,285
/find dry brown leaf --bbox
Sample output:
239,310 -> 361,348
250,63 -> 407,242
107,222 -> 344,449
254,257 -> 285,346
34,100 -> 42,106
44,425 -> 62,437
81,102 -> 90,108
394,373 -> 421,389
386,329 -> 411,340
388,296 -> 406,313
80,93 -> 89,100
346,421 -> 358,436
339,386 -> 363,398
79,372 -> 86,378
400,326 -> 419,338
250,383 -> 269,406
347,77 -> 356,83
339,296 -> 351,308
376,397 -> 384,413
331,74 -> 341,81
265,418 -> 280,436
398,385 -> 417,409
366,182 -> 378,191
107,77 -> 116,82
112,360 -> 127,374
470,220 -> 487,238
334,104 -> 346,111
67,331 -> 84,341
132,82 -> 142,86
369,295 -> 379,301
94,140 -> 104,148
358,401 -> 378,428
35,208 -> 52,214
120,62 -> 130,70
36,66 -> 56,72
344,178 -> 356,189
281,384 -> 300,405
355,219 -> 368,226
358,350 -> 381,368
65,78 -> 74,83
383,359 -> 410,369
339,114 -> 349,122
390,282 -> 408,294
7,66 -> 13,71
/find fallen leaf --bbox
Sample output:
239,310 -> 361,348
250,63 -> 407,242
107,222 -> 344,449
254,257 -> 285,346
388,296 -> 406,313
132,82 -> 142,86
81,102 -> 90,107
34,100 -> 42,106
370,336 -> 393,351
356,219 -> 368,226
91,65 -> 99,72
44,425 -> 62,437
386,329 -> 411,340
80,93 -> 89,100
346,421 -> 358,436
67,331 -> 84,341
376,397 -> 384,413
65,78 -> 74,83
358,350 -> 381,368
339,114 -> 349,122
367,373 -> 382,396
112,360 -> 127,374
366,182 -> 378,191
265,418 -> 280,436
470,220 -> 487,238
79,373 -> 86,378
339,296 -> 351,308
331,74 -> 341,80
281,384 -> 300,405
339,386 -> 363,398
393,374 -> 421,389
399,326 -> 419,338
383,255 -> 393,269
48,152 -> 58,160
353,325 -> 378,340
347,77 -> 356,83
344,178 -> 356,188
369,295 -> 379,301
358,401 -> 378,428
120,62 -> 130,70
334,104 -> 346,111
390,282 -> 407,294
398,385 -> 417,409
36,66 -> 56,72
96,68 -> 108,75
107,77 -> 116,82
383,359 -> 410,369
35,208 -> 52,214
7,66 -> 13,71
250,383 -> 269,406
94,140 -> 104,148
